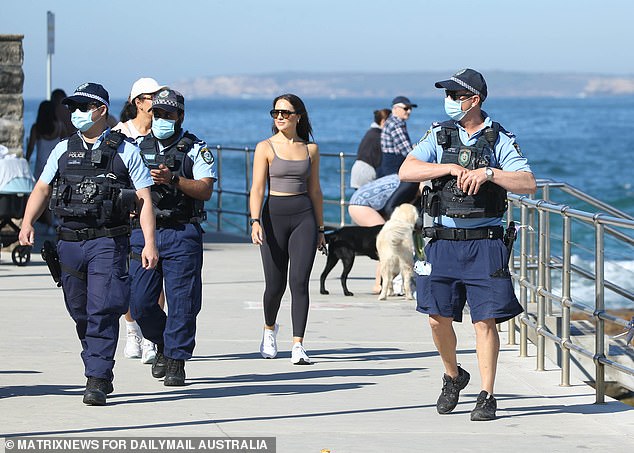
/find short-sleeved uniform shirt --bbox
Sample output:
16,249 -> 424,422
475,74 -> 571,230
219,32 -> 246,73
409,114 -> 532,228
40,129 -> 153,229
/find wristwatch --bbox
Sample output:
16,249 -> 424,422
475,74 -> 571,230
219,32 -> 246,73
485,167 -> 494,181
250,218 -> 260,226
170,174 -> 180,185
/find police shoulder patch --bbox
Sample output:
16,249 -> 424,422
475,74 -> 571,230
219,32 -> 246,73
419,129 -> 432,143
199,146 -> 214,165
513,142 -> 523,156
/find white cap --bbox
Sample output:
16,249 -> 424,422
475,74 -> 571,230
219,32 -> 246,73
129,77 -> 167,101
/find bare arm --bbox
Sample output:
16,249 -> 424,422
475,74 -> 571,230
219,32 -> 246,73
18,180 -> 52,246
307,143 -> 326,250
399,154 -> 467,182
459,167 -> 537,195
249,141 -> 269,245
150,165 -> 214,201
136,187 -> 158,269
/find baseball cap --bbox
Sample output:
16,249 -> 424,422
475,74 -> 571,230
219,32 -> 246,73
434,68 -> 487,101
152,89 -> 185,112
129,77 -> 167,101
392,96 -> 417,108
62,82 -> 110,108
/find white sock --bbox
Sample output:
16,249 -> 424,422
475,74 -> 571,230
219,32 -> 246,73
126,320 -> 140,334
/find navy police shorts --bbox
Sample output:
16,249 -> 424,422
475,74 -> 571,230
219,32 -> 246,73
416,238 -> 523,324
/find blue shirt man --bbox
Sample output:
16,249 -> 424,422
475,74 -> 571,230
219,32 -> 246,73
128,88 -> 216,387
378,95 -> 417,177
19,82 -> 158,406
400,69 -> 537,421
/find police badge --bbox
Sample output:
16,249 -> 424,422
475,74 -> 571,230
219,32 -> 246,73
458,148 -> 471,167
200,147 -> 214,165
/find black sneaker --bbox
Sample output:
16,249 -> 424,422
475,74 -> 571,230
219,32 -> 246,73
152,352 -> 167,378
436,366 -> 470,414
471,390 -> 497,421
82,377 -> 113,406
164,358 -> 186,386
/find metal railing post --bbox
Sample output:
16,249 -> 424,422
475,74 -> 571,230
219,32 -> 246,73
519,203 -> 529,357
542,185 -> 553,316
339,152 -> 346,227
245,147 -> 252,232
215,145 -> 223,231
561,210 -> 571,386
594,218 -> 606,403
537,203 -> 546,371
507,207 -> 516,345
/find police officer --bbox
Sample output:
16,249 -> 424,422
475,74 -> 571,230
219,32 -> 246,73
129,88 -> 216,386
19,82 -> 158,406
400,69 -> 537,421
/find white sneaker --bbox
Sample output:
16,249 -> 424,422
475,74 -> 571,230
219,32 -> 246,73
260,324 -> 279,359
141,339 -> 157,364
291,342 -> 312,365
392,274 -> 403,296
124,330 -> 142,358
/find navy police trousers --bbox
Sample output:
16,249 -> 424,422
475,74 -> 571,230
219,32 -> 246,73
129,223 -> 203,360
58,235 -> 130,381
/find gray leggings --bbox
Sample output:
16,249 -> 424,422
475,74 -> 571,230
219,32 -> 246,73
260,194 -> 317,337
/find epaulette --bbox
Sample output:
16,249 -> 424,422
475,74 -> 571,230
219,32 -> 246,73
499,127 -> 515,139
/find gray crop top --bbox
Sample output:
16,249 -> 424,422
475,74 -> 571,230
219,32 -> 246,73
267,140 -> 311,193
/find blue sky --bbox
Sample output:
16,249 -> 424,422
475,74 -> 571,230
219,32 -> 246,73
3,0 -> 633,100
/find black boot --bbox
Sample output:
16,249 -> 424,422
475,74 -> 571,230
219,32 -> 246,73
83,377 -> 113,406
152,352 -> 167,378
164,358 -> 186,386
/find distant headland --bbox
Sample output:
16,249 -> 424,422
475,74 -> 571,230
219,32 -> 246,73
173,71 -> 634,99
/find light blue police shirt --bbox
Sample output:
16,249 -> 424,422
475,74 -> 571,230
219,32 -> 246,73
409,115 -> 532,228
40,130 -> 153,190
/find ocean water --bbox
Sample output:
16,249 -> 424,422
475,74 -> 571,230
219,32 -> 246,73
22,97 -> 634,309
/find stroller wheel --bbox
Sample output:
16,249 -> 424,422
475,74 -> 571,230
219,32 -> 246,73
12,245 -> 31,266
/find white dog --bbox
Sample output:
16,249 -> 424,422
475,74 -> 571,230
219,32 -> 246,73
376,203 -> 418,300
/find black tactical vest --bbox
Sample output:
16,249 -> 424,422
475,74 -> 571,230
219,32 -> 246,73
423,121 -> 508,219
49,131 -> 136,228
139,132 -> 205,222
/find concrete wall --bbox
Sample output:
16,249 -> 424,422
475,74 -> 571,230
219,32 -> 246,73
0,35 -> 24,156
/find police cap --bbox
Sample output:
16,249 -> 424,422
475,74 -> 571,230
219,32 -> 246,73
152,89 -> 185,113
435,69 -> 487,101
62,82 -> 110,108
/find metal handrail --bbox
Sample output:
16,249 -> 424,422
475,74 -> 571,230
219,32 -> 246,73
206,146 -> 634,403
508,184 -> 634,403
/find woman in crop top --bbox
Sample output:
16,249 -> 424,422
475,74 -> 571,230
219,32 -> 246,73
250,93 -> 325,365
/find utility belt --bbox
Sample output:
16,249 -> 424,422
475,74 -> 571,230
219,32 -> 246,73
131,216 -> 201,229
423,225 -> 504,241
57,224 -> 130,242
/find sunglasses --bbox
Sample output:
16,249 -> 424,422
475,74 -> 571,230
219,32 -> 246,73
270,109 -> 296,119
67,103 -> 99,112
446,90 -> 474,101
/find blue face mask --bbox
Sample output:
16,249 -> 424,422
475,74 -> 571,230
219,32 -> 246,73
71,109 -> 97,132
444,97 -> 474,121
152,118 -> 176,139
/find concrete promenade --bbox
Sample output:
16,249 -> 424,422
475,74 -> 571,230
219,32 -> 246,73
1,232 -> 633,453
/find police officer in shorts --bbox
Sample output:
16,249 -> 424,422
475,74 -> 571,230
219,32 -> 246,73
129,88 -> 216,386
400,69 -> 537,421
19,82 -> 158,406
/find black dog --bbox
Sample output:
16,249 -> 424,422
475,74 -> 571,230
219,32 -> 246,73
320,225 -> 383,296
